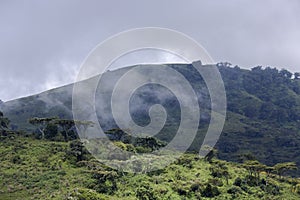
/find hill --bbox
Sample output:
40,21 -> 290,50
1,62 -> 300,175
1,130 -> 300,199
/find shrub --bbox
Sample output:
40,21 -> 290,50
260,183 -> 281,196
92,170 -> 118,194
227,186 -> 242,195
233,177 -> 242,187
201,183 -> 220,198
208,178 -> 223,187
67,140 -> 90,164
190,181 -> 201,192
68,188 -> 107,200
135,146 -> 152,153
136,184 -> 157,200
11,154 -> 22,164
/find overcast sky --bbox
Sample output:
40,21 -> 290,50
0,0 -> 300,102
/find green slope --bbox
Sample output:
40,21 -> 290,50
1,133 -> 300,200
1,62 -> 300,176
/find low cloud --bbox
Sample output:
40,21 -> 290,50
0,0 -> 299,101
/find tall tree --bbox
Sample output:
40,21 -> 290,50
274,162 -> 298,178
44,123 -> 58,140
54,119 -> 76,141
243,160 -> 267,180
29,117 -> 57,139
74,120 -> 95,139
0,111 -> 10,130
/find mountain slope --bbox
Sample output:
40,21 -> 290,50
1,134 -> 300,199
1,62 -> 300,174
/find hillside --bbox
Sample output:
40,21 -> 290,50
1,131 -> 300,200
1,62 -> 300,175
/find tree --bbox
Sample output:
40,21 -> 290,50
44,123 -> 58,140
74,120 -> 94,139
217,62 -> 232,68
251,66 -> 263,71
265,166 -> 275,177
279,69 -> 293,79
243,160 -> 267,181
29,116 -> 94,141
0,111 -> 10,130
29,117 -> 57,139
274,162 -> 298,178
204,148 -> 217,163
54,119 -> 76,141
238,153 -> 256,163
69,140 -> 85,163
209,161 -> 230,185
294,72 -> 300,80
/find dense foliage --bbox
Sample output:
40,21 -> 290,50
1,130 -> 300,199
216,64 -> 300,173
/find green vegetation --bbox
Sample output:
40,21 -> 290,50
1,135 -> 300,199
28,117 -> 95,142
1,62 -> 300,199
2,63 -> 300,174
1,112 -> 300,199
216,64 -> 300,174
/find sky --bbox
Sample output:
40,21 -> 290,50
0,0 -> 300,102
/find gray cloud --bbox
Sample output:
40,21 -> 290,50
0,0 -> 300,101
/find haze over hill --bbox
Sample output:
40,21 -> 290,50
1,62 -> 300,175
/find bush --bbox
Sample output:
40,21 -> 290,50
136,184 -> 157,200
201,183 -> 220,198
244,175 -> 259,187
11,154 -> 22,164
227,186 -> 242,195
92,170 -> 118,194
135,146 -> 152,153
125,144 -> 136,153
177,187 -> 188,196
233,177 -> 242,187
190,181 -> 201,192
260,183 -> 281,196
208,178 -> 223,187
68,188 -> 107,200
67,140 -> 90,164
